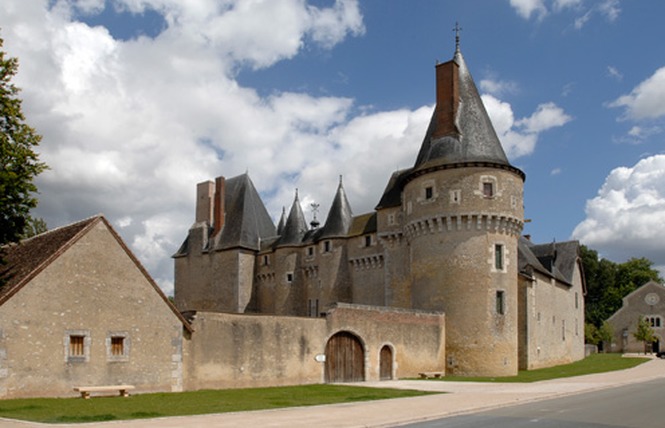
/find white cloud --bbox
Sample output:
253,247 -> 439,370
509,0 -> 547,20
0,0 -> 369,294
607,65 -> 623,81
572,155 -> 665,266
482,95 -> 572,159
609,67 -> 665,121
480,78 -> 518,97
0,0 -> 571,295
510,0 -> 621,27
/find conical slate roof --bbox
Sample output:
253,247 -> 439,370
216,174 -> 276,251
319,178 -> 353,239
276,206 -> 286,236
413,48 -> 520,175
276,191 -> 308,247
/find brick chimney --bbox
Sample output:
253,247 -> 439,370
432,59 -> 460,140
213,176 -> 226,235
195,181 -> 215,224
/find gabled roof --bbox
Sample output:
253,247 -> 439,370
216,174 -> 276,251
276,191 -> 308,247
0,215 -> 192,332
319,178 -> 353,239
518,237 -> 582,288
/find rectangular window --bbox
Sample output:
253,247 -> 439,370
107,332 -> 129,361
111,336 -> 124,356
262,255 -> 269,266
323,241 -> 331,253
65,330 -> 90,362
425,186 -> 433,200
286,272 -> 293,283
562,320 -> 566,341
70,335 -> 85,357
365,235 -> 372,247
575,292 -> 579,309
307,246 -> 314,256
483,182 -> 494,198
494,244 -> 504,271
496,290 -> 505,315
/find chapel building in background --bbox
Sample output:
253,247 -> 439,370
174,44 -> 586,377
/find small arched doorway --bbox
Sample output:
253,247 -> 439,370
379,345 -> 393,380
325,331 -> 365,383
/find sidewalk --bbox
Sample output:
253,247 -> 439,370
2,356 -> 664,428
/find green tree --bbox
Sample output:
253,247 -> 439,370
633,316 -> 655,354
0,35 -> 47,245
581,245 -> 662,327
20,216 -> 47,238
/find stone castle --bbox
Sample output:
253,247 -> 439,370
174,44 -> 586,377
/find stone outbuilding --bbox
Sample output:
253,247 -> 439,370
0,215 -> 191,398
606,281 -> 665,353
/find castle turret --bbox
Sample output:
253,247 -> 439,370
403,46 -> 525,376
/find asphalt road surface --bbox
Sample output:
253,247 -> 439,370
402,377 -> 665,428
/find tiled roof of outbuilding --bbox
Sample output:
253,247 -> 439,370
0,215 -> 192,331
0,216 -> 98,302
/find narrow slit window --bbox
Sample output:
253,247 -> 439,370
494,244 -> 504,271
496,290 -> 505,315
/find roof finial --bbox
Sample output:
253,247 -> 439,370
453,21 -> 462,53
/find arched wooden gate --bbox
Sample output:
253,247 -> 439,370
325,331 -> 364,383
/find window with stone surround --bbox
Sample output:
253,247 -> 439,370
65,330 -> 90,362
494,244 -> 504,271
107,332 -> 130,361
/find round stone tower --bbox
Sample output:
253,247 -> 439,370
404,46 -> 525,376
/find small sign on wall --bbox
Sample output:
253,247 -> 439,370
315,354 -> 326,362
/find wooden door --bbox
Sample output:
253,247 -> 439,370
379,345 -> 393,380
325,331 -> 364,383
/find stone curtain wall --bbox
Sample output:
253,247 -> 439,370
182,304 -> 445,390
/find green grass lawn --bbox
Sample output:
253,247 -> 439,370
0,384 -> 438,424
438,353 -> 650,383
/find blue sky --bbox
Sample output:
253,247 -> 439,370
2,0 -> 665,294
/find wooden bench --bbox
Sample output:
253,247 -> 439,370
73,385 -> 135,399
418,372 -> 443,379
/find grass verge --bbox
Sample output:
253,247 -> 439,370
0,384 -> 439,424
437,353 -> 650,383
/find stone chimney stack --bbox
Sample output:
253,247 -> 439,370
213,176 -> 226,235
195,181 -> 215,224
432,59 -> 460,140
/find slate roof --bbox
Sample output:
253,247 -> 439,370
0,215 -> 192,331
215,174 -> 276,251
414,48 -> 517,172
276,191 -> 308,247
518,237 -> 583,287
347,212 -> 377,237
319,178 -> 353,239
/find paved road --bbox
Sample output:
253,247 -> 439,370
402,377 -> 665,428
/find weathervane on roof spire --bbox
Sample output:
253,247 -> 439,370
453,21 -> 462,53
